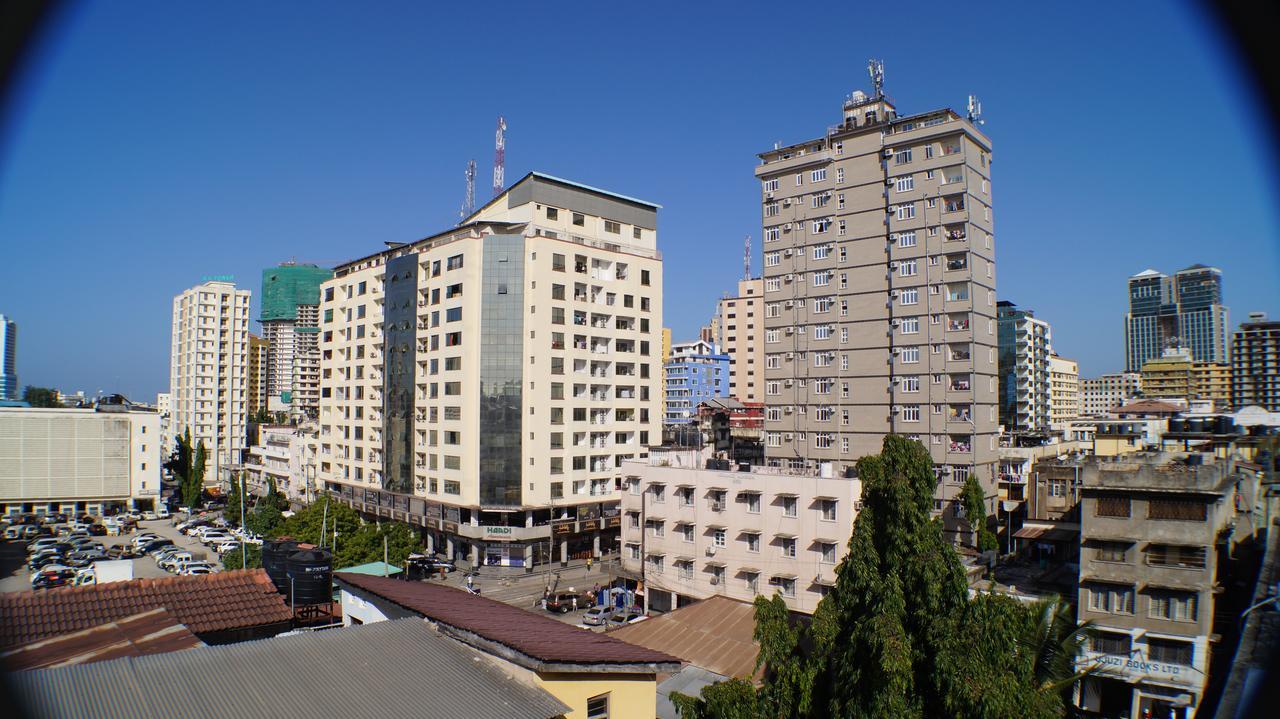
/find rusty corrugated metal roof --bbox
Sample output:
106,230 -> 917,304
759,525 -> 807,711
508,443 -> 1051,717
607,596 -> 763,680
1,608 -> 203,670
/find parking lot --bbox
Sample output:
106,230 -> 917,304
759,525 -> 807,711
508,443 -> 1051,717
0,517 -> 225,594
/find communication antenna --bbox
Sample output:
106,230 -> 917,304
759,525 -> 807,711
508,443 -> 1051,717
743,235 -> 752,280
459,159 -> 476,223
868,59 -> 885,99
967,95 -> 984,125
492,116 -> 507,197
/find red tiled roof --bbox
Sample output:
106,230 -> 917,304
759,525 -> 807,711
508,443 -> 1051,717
1113,399 -> 1182,415
1,607 -> 203,670
0,570 -> 292,649
335,572 -> 679,667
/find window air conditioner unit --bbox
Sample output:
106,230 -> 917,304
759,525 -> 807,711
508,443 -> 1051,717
884,148 -> 895,157
891,318 -> 901,326
783,199 -> 792,206
784,223 -> 793,230
785,433 -> 795,440
885,178 -> 896,186
766,192 -> 774,199
891,405 -> 901,413
783,248 -> 793,257
887,206 -> 897,214
892,347 -> 902,355
892,376 -> 901,384
785,351 -> 795,359
706,546 -> 717,556
784,274 -> 794,282
785,327 -> 794,335
784,379 -> 794,387
784,406 -> 793,414
784,300 -> 794,308
890,289 -> 899,296
889,261 -> 898,270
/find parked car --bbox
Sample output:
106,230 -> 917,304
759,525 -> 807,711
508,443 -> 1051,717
200,532 -> 234,546
88,523 -> 108,536
159,552 -> 194,572
175,559 -> 216,574
582,606 -> 613,626
66,549 -> 109,567
138,539 -> 175,554
27,538 -> 64,555
32,567 -> 76,590
156,507 -> 170,520
29,553 -> 67,571
106,545 -> 139,560
131,533 -> 160,548
10,525 -> 41,540
73,567 -> 97,586
607,608 -> 646,626
183,566 -> 216,576
545,591 -> 593,614
214,541 -> 241,555
141,511 -> 158,521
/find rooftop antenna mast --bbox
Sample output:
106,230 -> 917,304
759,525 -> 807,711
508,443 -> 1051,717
868,59 -> 885,99
743,235 -> 752,280
459,159 -> 476,224
967,95 -> 984,125
492,115 -> 507,197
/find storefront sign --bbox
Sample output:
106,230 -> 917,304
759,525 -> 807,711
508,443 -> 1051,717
603,516 -> 621,529
1085,651 -> 1194,683
552,522 -> 572,536
442,521 -> 459,534
483,526 -> 515,540
426,518 -> 440,531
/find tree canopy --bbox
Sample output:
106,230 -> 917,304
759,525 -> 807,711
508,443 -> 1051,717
22,386 -> 61,408
673,435 -> 1090,719
270,499 -> 421,570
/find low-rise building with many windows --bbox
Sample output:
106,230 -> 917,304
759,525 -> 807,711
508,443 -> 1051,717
663,340 -> 729,426
619,452 -> 861,614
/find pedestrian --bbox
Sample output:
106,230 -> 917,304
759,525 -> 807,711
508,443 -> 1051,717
586,556 -> 593,572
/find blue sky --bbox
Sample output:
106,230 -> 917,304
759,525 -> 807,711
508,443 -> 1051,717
1,1 -> 1276,401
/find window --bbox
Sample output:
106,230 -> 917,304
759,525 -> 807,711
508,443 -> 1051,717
446,254 -> 464,270
764,227 -> 780,243
769,576 -> 796,597
782,496 -> 797,517
552,253 -> 566,272
819,542 -> 836,563
896,231 -> 917,248
586,693 -> 610,719
1146,544 -> 1207,569
1148,591 -> 1198,622
1149,498 -> 1207,521
901,347 -> 920,363
835,168 -> 844,183
795,173 -> 803,186
1096,496 -> 1130,518
810,168 -> 827,182
641,269 -> 651,286
894,175 -> 914,192
765,251 -> 781,267
1147,638 -> 1194,666
1094,541 -> 1129,563
780,537 -> 796,557
604,220 -> 621,234
898,259 -> 918,277
763,178 -> 779,192
901,405 -> 921,422
893,147 -> 912,164
901,317 -> 919,334
714,528 -> 726,547
901,376 -> 920,392
1086,583 -> 1134,614
900,288 -> 919,306
812,245 -> 830,260
1091,631 -> 1132,656
546,207 -> 559,220
812,218 -> 831,234
747,533 -> 760,552
894,203 -> 916,220
818,499 -> 836,521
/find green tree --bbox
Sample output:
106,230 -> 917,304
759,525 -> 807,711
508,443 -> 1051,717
960,475 -> 998,552
22,386 -> 62,408
672,679 -> 761,719
1023,596 -> 1095,703
165,429 -> 194,504
246,502 -> 283,536
265,476 -> 289,511
181,439 -> 207,508
271,499 -> 422,569
223,472 -> 245,528
221,543 -> 262,571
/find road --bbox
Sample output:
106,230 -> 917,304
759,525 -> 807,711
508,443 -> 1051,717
0,518 -> 225,594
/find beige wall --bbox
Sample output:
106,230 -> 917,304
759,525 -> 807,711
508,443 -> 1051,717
720,278 -> 765,403
1048,355 -> 1080,428
536,674 -> 657,719
620,456 -> 861,614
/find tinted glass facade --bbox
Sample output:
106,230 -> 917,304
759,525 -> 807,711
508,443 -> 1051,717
478,234 -> 524,507
383,254 -> 419,495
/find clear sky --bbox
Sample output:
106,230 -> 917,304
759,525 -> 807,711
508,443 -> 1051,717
1,0 -> 1276,401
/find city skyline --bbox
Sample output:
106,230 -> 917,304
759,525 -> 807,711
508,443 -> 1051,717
1,1 -> 1277,401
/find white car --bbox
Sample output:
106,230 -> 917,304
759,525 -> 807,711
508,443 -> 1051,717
156,507 -> 170,520
215,541 -> 241,554
183,566 -> 216,576
200,532 -> 233,546
159,552 -> 194,571
176,560 -> 216,574
141,511 -> 158,521
131,534 -> 160,548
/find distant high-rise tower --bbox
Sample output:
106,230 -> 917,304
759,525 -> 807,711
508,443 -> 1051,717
1124,265 -> 1228,372
997,302 -> 1052,432
260,264 -> 332,420
756,72 -> 998,539
1232,312 -> 1280,411
718,279 -> 765,403
169,280 -> 250,483
0,314 -> 15,401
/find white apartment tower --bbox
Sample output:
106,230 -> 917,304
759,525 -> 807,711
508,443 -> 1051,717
168,280 -> 250,483
756,78 -> 998,536
318,173 -> 663,568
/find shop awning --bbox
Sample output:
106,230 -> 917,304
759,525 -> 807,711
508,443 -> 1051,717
1013,525 -> 1078,542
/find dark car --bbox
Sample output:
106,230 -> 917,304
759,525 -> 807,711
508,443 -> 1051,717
28,552 -> 67,571
546,591 -> 594,614
140,539 -> 175,554
106,545 -> 139,560
32,568 -> 75,590
88,523 -> 108,536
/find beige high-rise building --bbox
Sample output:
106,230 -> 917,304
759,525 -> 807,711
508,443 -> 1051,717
756,81 -> 998,536
1080,372 -> 1142,416
318,172 -> 663,568
719,278 -> 765,403
660,327 -> 672,422
247,334 -> 268,416
168,280 -> 250,484
1141,347 -> 1232,408
1047,354 -> 1080,429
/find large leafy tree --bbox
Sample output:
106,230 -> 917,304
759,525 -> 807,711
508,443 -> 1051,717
960,475 -> 998,552
674,436 -> 1088,719
270,499 -> 421,569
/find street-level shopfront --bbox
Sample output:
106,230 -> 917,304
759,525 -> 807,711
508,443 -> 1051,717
325,483 -> 621,569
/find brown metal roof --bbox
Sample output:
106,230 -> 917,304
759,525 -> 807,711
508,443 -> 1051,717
1013,525 -> 1078,542
607,596 -> 764,681
1,608 -> 203,670
0,570 -> 292,649
334,572 -> 679,668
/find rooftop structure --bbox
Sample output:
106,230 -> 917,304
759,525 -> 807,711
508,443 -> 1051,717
0,608 -> 202,671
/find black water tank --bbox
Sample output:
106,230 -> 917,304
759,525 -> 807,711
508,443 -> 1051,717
286,548 -> 333,606
262,539 -> 299,595
1187,417 -> 1205,434
1215,416 -> 1233,434
1168,418 -> 1185,434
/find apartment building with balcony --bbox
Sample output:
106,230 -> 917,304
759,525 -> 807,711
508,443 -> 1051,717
664,340 -> 729,425
0,405 -> 161,517
260,263 -> 332,420
241,423 -> 318,506
619,453 -> 861,614
1081,372 -> 1142,417
168,280 -> 250,483
317,172 -> 662,569
718,278 -> 765,403
998,301 -> 1052,433
247,334 -> 267,416
1075,454 -> 1259,718
1048,354 -> 1080,429
1141,347 -> 1232,409
756,83 -> 998,540
1232,311 -> 1280,411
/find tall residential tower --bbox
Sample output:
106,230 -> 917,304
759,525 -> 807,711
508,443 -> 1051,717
0,314 -> 15,401
318,172 -> 662,568
1232,312 -> 1280,411
756,77 -> 998,534
718,278 -> 765,403
168,280 -> 250,483
997,301 -> 1052,433
260,264 -> 333,420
